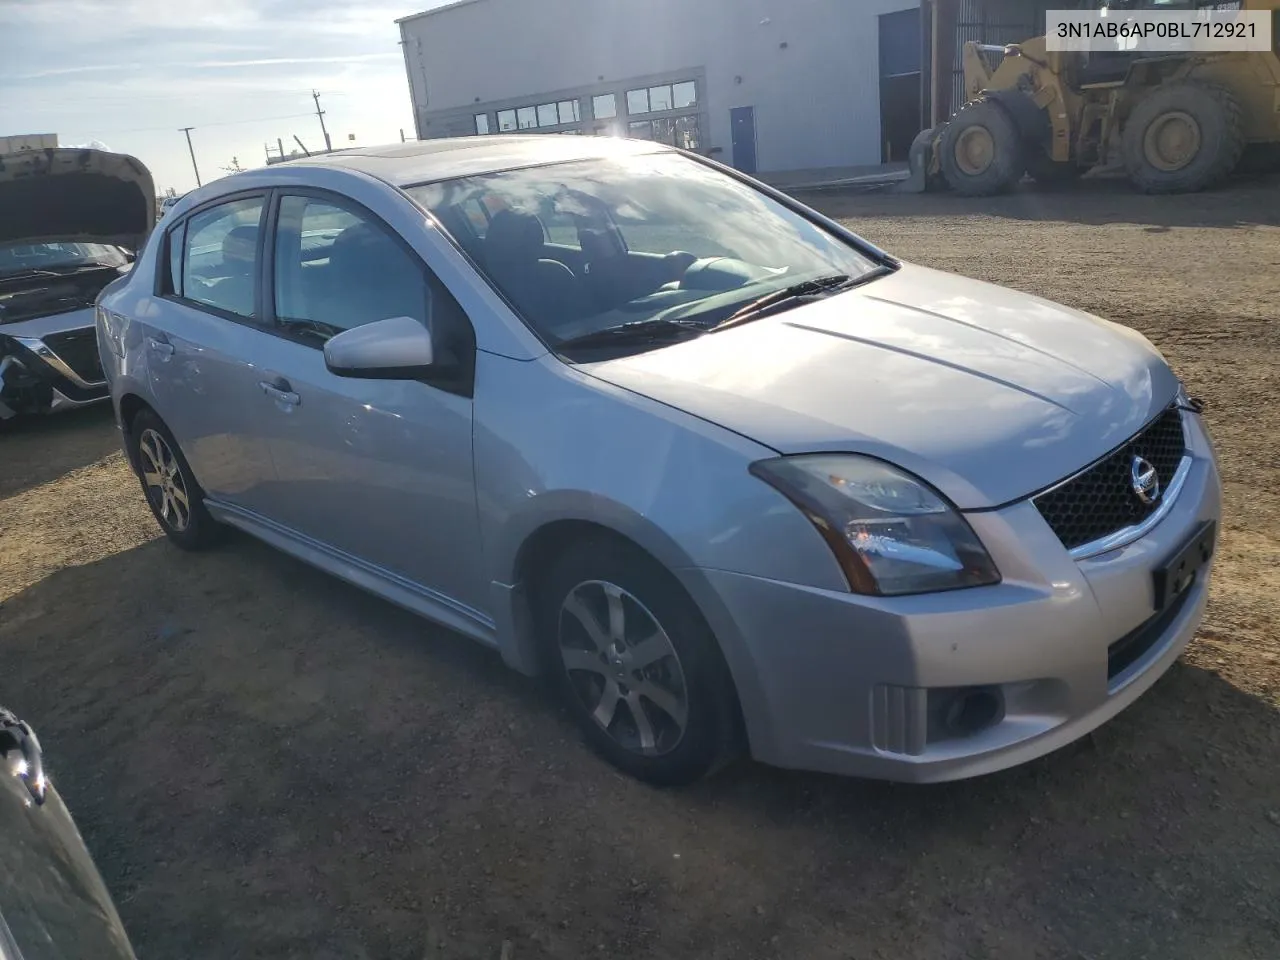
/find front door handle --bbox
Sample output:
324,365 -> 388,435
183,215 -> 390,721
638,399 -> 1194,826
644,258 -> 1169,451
147,336 -> 175,359
258,380 -> 301,407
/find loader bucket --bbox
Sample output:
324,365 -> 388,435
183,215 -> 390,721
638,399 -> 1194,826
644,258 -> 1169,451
902,123 -> 948,193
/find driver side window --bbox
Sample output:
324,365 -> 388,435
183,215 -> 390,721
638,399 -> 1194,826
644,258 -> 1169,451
273,195 -> 428,339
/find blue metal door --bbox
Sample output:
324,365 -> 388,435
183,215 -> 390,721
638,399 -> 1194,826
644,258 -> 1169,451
730,106 -> 757,175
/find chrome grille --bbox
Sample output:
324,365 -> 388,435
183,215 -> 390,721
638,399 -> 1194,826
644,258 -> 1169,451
1034,406 -> 1186,551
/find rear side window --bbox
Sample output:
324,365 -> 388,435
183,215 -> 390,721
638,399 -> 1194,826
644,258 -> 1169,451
273,195 -> 428,338
180,197 -> 265,319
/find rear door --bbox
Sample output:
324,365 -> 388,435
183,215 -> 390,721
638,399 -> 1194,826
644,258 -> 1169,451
149,194 -> 279,512
245,190 -> 486,614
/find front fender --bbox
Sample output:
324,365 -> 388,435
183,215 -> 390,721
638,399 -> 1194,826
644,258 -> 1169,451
474,352 -> 850,675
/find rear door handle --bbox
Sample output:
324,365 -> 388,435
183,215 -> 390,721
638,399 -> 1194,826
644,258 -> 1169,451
147,336 -> 174,359
258,380 -> 301,407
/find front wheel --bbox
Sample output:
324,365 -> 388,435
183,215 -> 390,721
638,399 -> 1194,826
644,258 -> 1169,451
537,539 -> 739,786
127,408 -> 223,550
939,98 -> 1027,196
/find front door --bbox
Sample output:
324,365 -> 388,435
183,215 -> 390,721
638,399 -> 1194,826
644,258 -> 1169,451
730,107 -> 758,174
248,192 -> 485,615
149,193 -> 278,513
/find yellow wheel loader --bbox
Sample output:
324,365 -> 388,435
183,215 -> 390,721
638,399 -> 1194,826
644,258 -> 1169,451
908,0 -> 1280,195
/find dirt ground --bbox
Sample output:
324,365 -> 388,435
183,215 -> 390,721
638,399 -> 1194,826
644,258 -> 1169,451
2,177 -> 1278,960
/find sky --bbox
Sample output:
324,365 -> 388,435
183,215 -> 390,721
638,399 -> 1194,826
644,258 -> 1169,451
0,0 -> 450,194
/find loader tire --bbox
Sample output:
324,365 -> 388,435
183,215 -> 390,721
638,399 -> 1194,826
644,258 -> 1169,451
1123,81 -> 1244,194
939,97 -> 1026,196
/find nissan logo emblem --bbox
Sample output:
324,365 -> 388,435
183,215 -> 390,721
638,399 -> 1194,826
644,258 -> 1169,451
1130,455 -> 1161,506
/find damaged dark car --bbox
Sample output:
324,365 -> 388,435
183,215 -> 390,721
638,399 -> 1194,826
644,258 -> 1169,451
1,705 -> 138,958
0,147 -> 155,421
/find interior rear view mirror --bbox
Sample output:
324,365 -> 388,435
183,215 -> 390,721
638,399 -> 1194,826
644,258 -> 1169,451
324,315 -> 434,380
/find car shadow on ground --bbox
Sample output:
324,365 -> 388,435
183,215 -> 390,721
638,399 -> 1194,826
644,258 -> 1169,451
800,171 -> 1280,230
0,405 -> 120,500
2,534 -> 1277,959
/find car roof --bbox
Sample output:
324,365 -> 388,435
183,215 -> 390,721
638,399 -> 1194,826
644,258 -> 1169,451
281,135 -> 676,187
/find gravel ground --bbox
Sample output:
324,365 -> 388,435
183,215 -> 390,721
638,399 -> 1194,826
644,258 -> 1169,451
1,177 -> 1277,960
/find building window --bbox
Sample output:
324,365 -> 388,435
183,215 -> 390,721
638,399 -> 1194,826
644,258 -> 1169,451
674,115 -> 702,151
592,94 -> 617,120
628,115 -> 702,151
533,103 -> 554,127
626,80 -> 697,116
558,100 -> 581,124
497,109 -> 517,132
517,106 -> 538,129
474,114 -> 490,135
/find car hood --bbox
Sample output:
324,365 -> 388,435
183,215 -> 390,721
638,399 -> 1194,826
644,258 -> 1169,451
0,148 -> 156,251
583,263 -> 1178,509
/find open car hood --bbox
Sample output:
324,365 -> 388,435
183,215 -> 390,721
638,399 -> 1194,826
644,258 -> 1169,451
0,148 -> 156,252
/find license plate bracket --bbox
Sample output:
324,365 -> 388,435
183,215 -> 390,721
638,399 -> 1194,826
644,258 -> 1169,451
1152,519 -> 1216,612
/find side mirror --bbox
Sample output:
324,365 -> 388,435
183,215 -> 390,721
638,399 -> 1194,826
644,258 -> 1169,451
324,315 -> 434,380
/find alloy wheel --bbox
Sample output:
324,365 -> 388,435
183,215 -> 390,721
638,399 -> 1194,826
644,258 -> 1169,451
557,580 -> 689,757
138,428 -> 191,532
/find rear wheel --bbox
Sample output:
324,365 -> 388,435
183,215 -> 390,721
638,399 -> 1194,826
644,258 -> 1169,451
127,409 -> 223,550
939,98 -> 1026,196
537,538 -> 739,786
1122,81 -> 1244,194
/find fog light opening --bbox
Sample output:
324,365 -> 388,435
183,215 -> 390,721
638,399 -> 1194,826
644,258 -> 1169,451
938,686 -> 1005,738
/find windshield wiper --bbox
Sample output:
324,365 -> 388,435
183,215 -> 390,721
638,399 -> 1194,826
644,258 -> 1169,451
65,261 -> 125,272
555,317 -> 708,352
0,262 -> 122,282
0,268 -> 64,281
710,267 -> 896,333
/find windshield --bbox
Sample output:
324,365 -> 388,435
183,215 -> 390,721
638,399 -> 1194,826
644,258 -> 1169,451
407,153 -> 880,352
0,241 -> 127,277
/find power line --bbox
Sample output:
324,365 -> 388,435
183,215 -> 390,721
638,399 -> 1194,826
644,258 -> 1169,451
84,111 -> 317,137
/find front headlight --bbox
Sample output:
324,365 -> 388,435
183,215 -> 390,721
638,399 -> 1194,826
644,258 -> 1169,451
1174,381 -> 1204,414
750,455 -> 1001,596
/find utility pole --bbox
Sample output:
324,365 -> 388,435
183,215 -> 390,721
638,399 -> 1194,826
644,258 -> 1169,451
311,90 -> 332,153
178,127 -> 201,187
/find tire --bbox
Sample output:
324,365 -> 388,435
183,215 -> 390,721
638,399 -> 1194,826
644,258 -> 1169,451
939,97 -> 1027,196
536,537 -> 740,786
1122,81 -> 1244,194
127,408 -> 224,550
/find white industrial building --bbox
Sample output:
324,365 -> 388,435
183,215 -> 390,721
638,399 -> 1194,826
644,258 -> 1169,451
396,0 -> 1056,177
397,0 -> 928,177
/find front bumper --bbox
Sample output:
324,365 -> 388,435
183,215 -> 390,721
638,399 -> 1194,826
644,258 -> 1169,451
682,410 -> 1222,782
0,310 -> 108,417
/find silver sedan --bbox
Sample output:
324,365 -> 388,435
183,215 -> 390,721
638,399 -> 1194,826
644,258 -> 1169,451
96,137 -> 1220,785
